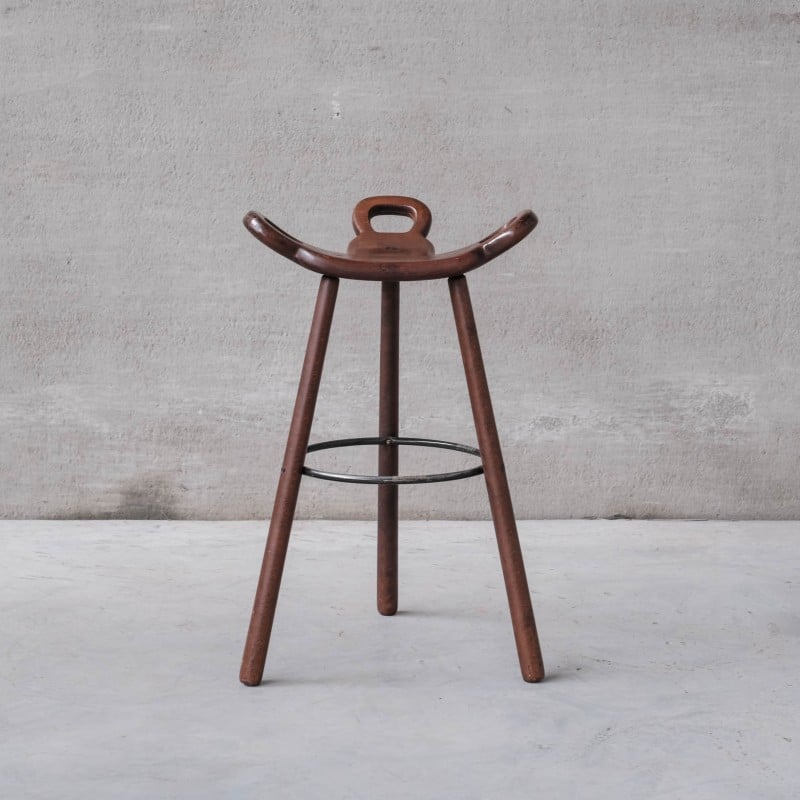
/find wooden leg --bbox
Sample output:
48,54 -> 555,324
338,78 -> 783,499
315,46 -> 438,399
240,276 -> 339,686
448,275 -> 545,682
377,281 -> 399,615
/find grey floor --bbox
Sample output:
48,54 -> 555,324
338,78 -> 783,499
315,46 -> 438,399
1,520 -> 798,799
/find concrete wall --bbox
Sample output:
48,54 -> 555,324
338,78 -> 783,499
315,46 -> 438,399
2,1 -> 798,519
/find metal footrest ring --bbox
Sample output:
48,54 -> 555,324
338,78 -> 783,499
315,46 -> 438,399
302,436 -> 484,485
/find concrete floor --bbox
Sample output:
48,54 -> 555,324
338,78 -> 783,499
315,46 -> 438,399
1,520 -> 798,799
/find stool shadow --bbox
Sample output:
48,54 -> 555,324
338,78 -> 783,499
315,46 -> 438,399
391,608 -> 480,620
256,668 -> 574,688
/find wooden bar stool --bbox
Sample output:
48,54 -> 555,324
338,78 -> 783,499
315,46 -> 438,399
239,196 -> 545,685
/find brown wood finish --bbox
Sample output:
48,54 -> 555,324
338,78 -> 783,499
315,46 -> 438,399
448,275 -> 545,683
239,275 -> 339,686
243,196 -> 537,282
377,281 -> 399,615
351,195 -> 432,239
240,196 -> 545,683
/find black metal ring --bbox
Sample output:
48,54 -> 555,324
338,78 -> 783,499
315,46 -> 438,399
302,436 -> 484,485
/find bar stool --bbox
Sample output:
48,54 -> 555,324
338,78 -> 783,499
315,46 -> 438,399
239,196 -> 545,684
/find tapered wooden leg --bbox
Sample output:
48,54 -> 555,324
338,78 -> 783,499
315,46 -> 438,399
240,276 -> 339,686
448,275 -> 545,682
377,281 -> 399,615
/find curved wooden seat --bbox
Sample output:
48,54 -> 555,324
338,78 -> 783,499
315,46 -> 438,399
243,195 -> 537,281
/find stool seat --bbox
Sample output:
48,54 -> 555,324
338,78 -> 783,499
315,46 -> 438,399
244,195 -> 537,281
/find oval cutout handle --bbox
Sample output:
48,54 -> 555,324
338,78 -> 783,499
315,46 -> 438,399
352,195 -> 432,238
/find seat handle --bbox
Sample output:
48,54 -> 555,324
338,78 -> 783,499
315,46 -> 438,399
352,195 -> 433,238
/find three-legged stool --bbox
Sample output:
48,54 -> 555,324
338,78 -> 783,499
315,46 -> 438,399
239,196 -> 545,684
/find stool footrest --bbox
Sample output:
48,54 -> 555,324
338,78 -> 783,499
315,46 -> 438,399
302,436 -> 484,485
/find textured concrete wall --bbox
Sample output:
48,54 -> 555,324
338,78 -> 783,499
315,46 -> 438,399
2,2 -> 799,519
